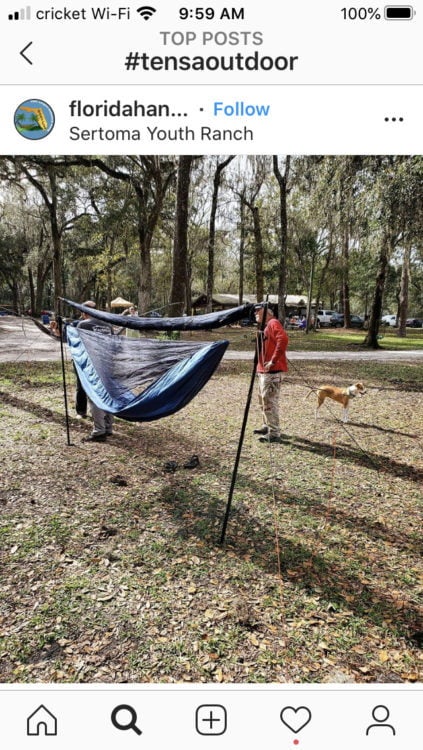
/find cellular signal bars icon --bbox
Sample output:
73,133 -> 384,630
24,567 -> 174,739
8,6 -> 31,20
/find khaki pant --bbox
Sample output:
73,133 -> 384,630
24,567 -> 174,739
258,372 -> 283,437
88,398 -> 114,437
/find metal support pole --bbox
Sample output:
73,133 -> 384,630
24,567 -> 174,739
219,302 -> 268,545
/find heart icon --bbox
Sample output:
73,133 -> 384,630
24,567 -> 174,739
280,706 -> 312,734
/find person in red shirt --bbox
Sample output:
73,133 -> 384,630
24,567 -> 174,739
254,304 -> 289,443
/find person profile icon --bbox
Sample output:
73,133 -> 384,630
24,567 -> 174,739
365,705 -> 396,735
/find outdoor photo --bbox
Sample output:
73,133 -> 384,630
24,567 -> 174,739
0,155 -> 422,685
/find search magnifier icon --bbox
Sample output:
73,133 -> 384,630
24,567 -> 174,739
111,704 -> 142,735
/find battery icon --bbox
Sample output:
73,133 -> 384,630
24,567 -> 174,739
384,5 -> 415,18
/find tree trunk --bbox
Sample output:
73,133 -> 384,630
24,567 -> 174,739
238,196 -> 246,305
305,254 -> 316,333
313,232 -> 335,330
273,155 -> 290,324
47,165 -> 62,313
170,156 -> 193,316
137,223 -> 152,314
251,205 -> 264,303
363,230 -> 391,348
397,244 -> 411,338
10,280 -> 21,314
28,268 -> 35,315
18,161 -> 63,315
206,156 -> 235,313
106,238 -> 114,310
342,225 -> 351,327
35,239 -> 52,315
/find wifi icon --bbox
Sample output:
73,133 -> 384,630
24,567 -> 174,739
136,5 -> 156,19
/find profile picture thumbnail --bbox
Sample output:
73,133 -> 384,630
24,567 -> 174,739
14,99 -> 55,140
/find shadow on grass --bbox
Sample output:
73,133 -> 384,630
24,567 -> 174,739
0,391 -> 74,429
158,480 -> 422,643
2,388 -> 421,545
231,467 -> 422,554
2,391 -> 421,483
2,389 -> 422,644
277,432 -> 423,483
346,421 -> 422,441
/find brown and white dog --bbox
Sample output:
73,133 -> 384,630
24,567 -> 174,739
312,382 -> 366,422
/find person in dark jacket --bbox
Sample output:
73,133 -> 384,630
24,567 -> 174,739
77,300 -> 114,443
71,309 -> 89,420
253,304 -> 289,443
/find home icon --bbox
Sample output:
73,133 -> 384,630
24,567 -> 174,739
27,705 -> 58,736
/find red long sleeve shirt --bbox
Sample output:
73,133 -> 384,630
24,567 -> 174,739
256,317 -> 289,373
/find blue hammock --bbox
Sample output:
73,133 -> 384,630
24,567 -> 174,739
67,325 -> 228,422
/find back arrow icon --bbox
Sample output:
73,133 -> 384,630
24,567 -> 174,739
20,42 -> 33,65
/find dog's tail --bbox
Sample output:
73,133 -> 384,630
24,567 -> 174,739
304,388 -> 318,400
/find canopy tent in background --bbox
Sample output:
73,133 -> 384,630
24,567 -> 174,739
61,298 -> 253,332
110,297 -> 133,308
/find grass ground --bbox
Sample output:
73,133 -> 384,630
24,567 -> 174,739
0,353 -> 422,684
183,326 -> 423,352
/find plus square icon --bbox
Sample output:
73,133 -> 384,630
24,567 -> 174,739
196,705 -> 227,735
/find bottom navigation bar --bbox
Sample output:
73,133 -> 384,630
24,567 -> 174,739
0,685 -> 420,749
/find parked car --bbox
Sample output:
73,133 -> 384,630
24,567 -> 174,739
406,317 -> 423,328
315,309 -> 336,327
381,314 -> 397,327
0,307 -> 17,316
329,313 -> 364,328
